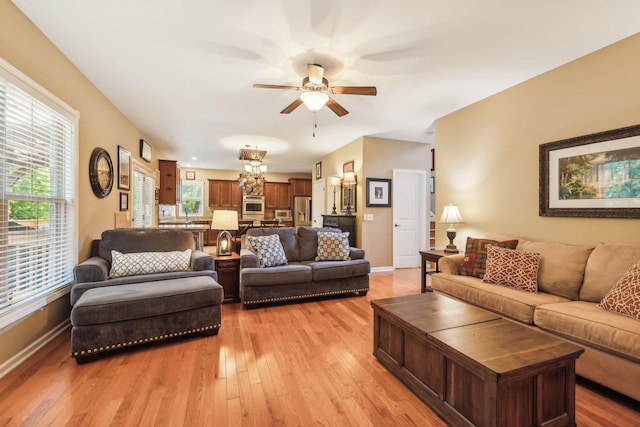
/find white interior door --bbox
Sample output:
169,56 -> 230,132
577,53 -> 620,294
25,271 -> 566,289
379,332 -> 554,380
393,169 -> 428,268
312,178 -> 325,227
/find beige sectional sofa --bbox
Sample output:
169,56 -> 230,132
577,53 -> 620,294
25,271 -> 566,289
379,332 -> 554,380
431,238 -> 640,401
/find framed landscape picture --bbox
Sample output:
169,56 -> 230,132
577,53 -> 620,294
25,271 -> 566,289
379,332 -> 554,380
117,145 -> 131,190
539,124 -> 640,218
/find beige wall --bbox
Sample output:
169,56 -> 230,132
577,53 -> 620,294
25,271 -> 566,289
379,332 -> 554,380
435,33 -> 640,249
0,1 -> 162,367
317,136 -> 430,268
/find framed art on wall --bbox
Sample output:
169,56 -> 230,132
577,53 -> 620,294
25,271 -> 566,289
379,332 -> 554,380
186,171 -> 196,180
343,160 -> 354,174
316,162 -> 322,179
140,139 -> 152,162
540,124 -> 640,218
118,145 -> 131,190
119,192 -> 129,211
366,178 -> 392,207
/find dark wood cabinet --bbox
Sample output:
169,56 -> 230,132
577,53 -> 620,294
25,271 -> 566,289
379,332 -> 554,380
289,178 -> 312,196
264,182 -> 291,209
322,214 -> 356,246
158,160 -> 180,205
208,179 -> 241,208
214,253 -> 240,303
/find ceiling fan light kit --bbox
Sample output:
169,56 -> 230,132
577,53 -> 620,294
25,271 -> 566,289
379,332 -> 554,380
253,62 -> 377,135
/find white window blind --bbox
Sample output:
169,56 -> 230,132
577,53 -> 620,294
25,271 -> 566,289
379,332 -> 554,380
132,170 -> 155,228
0,58 -> 78,326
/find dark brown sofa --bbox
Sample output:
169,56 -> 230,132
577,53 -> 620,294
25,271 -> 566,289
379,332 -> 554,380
240,226 -> 370,307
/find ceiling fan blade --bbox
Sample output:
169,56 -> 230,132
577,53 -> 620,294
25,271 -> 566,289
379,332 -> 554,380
253,84 -> 300,91
308,64 -> 324,84
331,86 -> 377,96
325,98 -> 349,117
280,98 -> 303,114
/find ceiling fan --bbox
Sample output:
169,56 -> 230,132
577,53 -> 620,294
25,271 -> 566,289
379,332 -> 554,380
253,64 -> 377,117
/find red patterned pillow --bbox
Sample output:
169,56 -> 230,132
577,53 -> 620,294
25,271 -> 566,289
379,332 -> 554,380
598,260 -> 640,320
459,237 -> 519,278
482,245 -> 540,292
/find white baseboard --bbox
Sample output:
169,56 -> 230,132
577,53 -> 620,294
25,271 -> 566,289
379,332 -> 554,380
0,319 -> 70,379
371,266 -> 394,273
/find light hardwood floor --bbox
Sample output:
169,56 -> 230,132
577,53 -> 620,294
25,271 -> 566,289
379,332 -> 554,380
0,269 -> 638,426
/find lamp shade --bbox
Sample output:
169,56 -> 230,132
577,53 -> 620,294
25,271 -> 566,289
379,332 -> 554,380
328,176 -> 342,187
439,204 -> 464,224
300,91 -> 329,112
343,171 -> 356,184
211,210 -> 239,230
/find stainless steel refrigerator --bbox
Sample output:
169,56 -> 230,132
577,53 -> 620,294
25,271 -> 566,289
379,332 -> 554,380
293,196 -> 312,227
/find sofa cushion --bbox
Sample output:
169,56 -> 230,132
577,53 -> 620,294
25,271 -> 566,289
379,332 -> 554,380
108,249 -> 192,278
459,237 -> 518,278
241,264 -> 312,286
99,229 -> 195,264
431,273 -> 569,324
308,259 -> 371,281
598,260 -> 640,320
297,226 -> 341,261
581,243 -> 640,302
482,245 -> 540,293
316,232 -> 351,261
245,227 -> 299,262
247,234 -> 288,267
516,240 -> 593,300
534,301 -> 640,363
70,276 -> 223,326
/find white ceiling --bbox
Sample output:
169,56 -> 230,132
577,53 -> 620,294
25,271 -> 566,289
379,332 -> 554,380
12,1 -> 640,173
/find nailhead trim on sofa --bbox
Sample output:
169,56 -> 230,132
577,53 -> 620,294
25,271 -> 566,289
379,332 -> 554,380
242,288 -> 370,305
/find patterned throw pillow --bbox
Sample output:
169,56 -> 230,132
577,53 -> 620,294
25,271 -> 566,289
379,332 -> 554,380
109,249 -> 192,278
482,245 -> 540,292
598,260 -> 640,320
247,234 -> 288,267
459,237 -> 519,278
316,232 -> 351,261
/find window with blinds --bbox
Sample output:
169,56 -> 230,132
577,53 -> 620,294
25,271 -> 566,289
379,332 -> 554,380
0,58 -> 78,327
132,169 -> 155,228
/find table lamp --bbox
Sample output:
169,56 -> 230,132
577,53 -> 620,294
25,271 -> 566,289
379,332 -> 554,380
439,204 -> 464,253
343,172 -> 356,215
328,176 -> 342,215
212,210 -> 239,256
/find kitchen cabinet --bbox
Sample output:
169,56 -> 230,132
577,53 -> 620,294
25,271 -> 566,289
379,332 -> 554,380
159,160 -> 180,205
264,182 -> 291,209
209,179 -> 242,208
289,178 -> 312,196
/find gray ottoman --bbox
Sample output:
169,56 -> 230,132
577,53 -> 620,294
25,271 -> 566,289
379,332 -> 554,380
70,275 -> 223,363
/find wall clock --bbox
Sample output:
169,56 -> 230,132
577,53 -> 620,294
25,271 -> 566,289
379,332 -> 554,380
89,147 -> 114,198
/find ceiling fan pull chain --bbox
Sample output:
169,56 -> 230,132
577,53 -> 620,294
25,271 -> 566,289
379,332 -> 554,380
312,111 -> 317,137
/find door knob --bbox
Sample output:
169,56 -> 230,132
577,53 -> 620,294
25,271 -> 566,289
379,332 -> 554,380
394,224 -> 400,227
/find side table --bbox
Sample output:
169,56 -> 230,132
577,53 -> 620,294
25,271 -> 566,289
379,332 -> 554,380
419,250 -> 448,293
213,252 -> 241,303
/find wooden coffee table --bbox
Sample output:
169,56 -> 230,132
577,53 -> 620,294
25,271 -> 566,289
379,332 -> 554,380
371,292 -> 584,427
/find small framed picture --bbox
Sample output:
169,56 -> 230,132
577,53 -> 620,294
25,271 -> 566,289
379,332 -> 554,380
119,192 -> 129,211
140,139 -> 152,162
117,146 -> 131,190
315,162 -> 322,179
186,171 -> 196,180
366,178 -> 392,207
343,160 -> 354,174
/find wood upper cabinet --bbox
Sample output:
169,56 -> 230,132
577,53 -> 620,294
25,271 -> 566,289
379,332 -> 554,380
264,182 -> 291,209
159,160 -> 180,205
208,179 -> 241,208
289,178 -> 312,196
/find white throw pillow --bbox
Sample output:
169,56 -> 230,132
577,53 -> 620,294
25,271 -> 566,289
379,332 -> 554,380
316,232 -> 351,261
109,249 -> 192,278
247,234 -> 288,267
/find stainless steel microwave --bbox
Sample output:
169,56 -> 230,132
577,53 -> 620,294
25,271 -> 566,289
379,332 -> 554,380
274,210 -> 291,220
